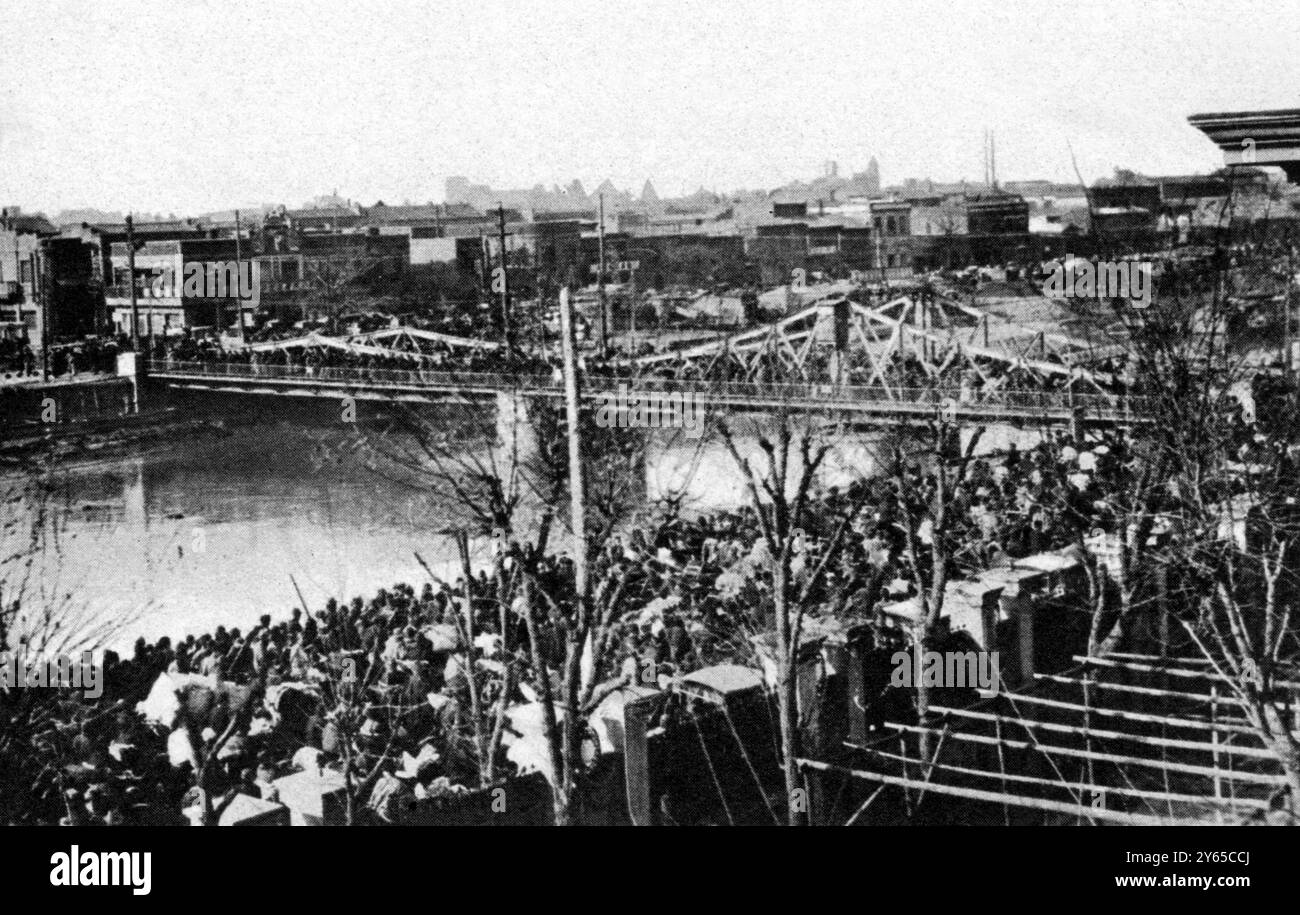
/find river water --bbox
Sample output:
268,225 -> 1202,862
7,416 -> 485,653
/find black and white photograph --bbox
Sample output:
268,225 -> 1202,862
0,0 -> 1295,886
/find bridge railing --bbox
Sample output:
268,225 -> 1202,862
144,359 -> 1150,418
610,376 -> 1143,417
148,358 -> 554,392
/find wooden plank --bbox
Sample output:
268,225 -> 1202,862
1034,672 -> 1244,705
1075,655 -> 1300,690
1034,674 -> 1298,732
879,722 -> 1286,786
852,744 -> 1270,812
931,705 -> 1276,759
798,758 -> 1186,826
1005,689 -> 1260,735
1107,652 -> 1300,676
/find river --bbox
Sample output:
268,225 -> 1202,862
5,415 -> 487,653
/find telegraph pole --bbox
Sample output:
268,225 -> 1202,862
535,267 -> 549,356
629,263 -> 638,344
597,193 -> 608,354
497,203 -> 512,356
126,213 -> 140,351
234,209 -> 246,344
145,226 -> 155,356
34,250 -> 48,381
1286,245 -> 1297,373
557,285 -> 587,603
11,230 -> 22,326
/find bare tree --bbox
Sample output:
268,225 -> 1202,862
351,377 -> 679,823
716,408 -> 879,823
883,414 -> 986,763
1063,193 -> 1300,811
0,460 -> 141,823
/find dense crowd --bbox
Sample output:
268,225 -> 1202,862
9,413 -> 1175,825
1,335 -> 121,381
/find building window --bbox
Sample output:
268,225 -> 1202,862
20,261 -> 32,284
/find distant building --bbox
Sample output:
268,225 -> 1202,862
863,157 -> 881,195
104,237 -> 251,336
867,200 -> 913,272
909,196 -> 968,236
1,209 -> 57,340
64,219 -> 212,290
41,237 -> 98,339
575,232 -> 747,289
964,193 -> 1030,235
362,203 -> 492,257
1085,170 -> 1243,245
641,180 -> 662,214
283,205 -> 363,234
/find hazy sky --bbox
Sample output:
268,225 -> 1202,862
2,0 -> 1296,215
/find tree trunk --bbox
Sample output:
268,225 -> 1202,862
1259,701 -> 1300,813
521,574 -> 569,825
773,564 -> 804,825
560,626 -> 585,824
915,632 -> 933,764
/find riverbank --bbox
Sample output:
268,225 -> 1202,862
0,408 -> 230,467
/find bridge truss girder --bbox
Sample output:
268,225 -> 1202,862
634,292 -> 1121,401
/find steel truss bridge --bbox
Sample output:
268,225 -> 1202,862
633,291 -> 1126,392
148,292 -> 1147,425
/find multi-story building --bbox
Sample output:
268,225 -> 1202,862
41,237 -> 98,339
1,208 -> 59,345
105,237 -> 259,337
868,200 -> 913,273
964,193 -> 1031,235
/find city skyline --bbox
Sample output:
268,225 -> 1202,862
3,1 -> 1296,216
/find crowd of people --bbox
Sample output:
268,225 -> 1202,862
1,335 -> 121,382
8,407 -> 1171,826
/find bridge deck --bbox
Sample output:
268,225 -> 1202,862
145,360 -> 1150,424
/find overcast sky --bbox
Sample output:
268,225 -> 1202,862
2,0 -> 1296,215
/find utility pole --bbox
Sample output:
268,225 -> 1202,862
126,214 -> 140,351
497,203 -> 512,356
34,250 -> 48,381
234,209 -> 246,344
535,268 -> 549,357
597,193 -> 608,354
11,231 -> 22,326
990,130 -> 998,191
557,285 -> 587,604
1286,245 -> 1297,373
983,129 -> 988,188
145,228 -> 155,356
629,263 -> 638,344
